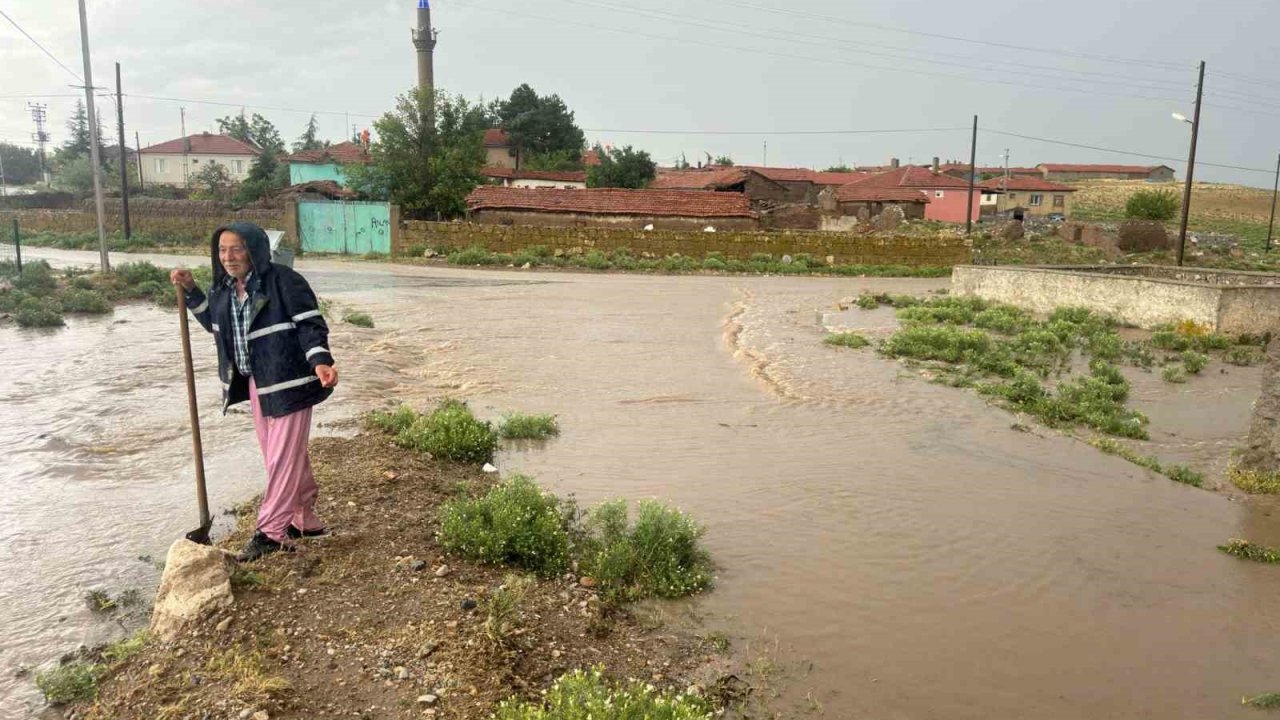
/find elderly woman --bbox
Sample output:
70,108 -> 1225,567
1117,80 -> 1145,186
170,222 -> 337,561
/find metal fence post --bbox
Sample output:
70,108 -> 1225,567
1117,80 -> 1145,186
11,218 -> 20,276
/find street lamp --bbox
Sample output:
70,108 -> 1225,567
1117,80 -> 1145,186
1171,112 -> 1191,124
1172,61 -> 1205,267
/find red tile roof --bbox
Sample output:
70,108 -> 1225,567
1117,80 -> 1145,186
809,170 -> 869,186
842,165 -> 975,190
741,166 -> 817,183
835,185 -> 930,203
287,141 -> 370,165
940,163 -> 1041,176
466,186 -> 754,218
482,166 -> 587,183
979,176 -> 1076,192
483,128 -> 510,147
1037,163 -> 1170,174
649,168 -> 751,190
139,133 -> 261,156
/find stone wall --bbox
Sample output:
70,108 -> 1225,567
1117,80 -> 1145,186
1,201 -> 286,245
951,264 -> 1280,333
401,221 -> 972,267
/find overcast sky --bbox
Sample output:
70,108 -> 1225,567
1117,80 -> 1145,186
2,0 -> 1277,187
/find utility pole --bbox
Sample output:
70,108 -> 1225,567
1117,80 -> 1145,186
28,103 -> 49,184
1176,60 -> 1206,267
135,130 -> 145,192
1002,148 -> 1010,192
180,107 -> 189,189
1267,152 -> 1279,253
763,139 -> 767,167
965,115 -> 977,236
115,62 -> 131,239
78,0 -> 110,272
0,148 -> 7,198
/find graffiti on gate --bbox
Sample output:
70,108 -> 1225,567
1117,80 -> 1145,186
298,200 -> 392,255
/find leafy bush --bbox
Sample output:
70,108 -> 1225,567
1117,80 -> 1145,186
344,312 -> 374,328
1181,351 -> 1209,374
855,294 -> 880,310
897,304 -> 977,326
498,412 -> 560,440
115,262 -> 167,286
493,667 -> 713,720
35,661 -> 102,704
1230,467 -> 1280,495
60,288 -> 111,314
1243,693 -> 1280,710
1225,346 -> 1264,366
15,296 -> 64,327
438,475 -> 570,576
1124,189 -> 1180,222
387,400 -> 498,463
579,499 -> 713,603
973,306 -> 1031,334
881,325 -> 992,363
0,288 -> 31,313
1165,465 -> 1204,487
12,260 -> 57,296
702,257 -> 727,271
1162,365 -> 1188,383
448,246 -> 501,266
823,332 -> 870,349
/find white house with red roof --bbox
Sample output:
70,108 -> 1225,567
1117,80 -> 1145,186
138,132 -> 261,187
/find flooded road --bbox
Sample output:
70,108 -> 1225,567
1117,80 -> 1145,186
5,249 -> 1280,719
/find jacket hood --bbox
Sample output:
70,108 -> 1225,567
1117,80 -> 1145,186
210,222 -> 272,285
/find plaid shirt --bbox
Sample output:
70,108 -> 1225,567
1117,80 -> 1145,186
227,272 -> 254,376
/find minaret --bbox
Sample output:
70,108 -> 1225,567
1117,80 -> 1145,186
412,0 -> 438,98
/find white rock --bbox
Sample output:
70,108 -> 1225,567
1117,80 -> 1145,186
482,463 -> 498,474
149,539 -> 236,642
417,694 -> 438,705
434,565 -> 450,578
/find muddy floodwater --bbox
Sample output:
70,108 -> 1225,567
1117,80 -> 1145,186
4,248 -> 1280,719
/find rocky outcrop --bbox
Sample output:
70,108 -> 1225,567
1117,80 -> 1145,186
149,539 -> 236,641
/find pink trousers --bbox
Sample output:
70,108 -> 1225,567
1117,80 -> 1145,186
249,379 -> 325,542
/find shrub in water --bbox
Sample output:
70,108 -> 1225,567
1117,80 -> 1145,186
855,294 -> 880,310
881,325 -> 992,363
438,475 -> 570,576
1165,465 -> 1204,487
344,312 -> 374,328
1230,467 -> 1280,495
1181,351 -> 1209,374
498,412 -> 560,440
1225,346 -> 1264,366
115,262 -> 167,287
493,667 -> 713,720
1162,365 -> 1188,383
12,261 -> 57,296
60,288 -> 111,314
973,306 -> 1030,334
1218,539 -> 1280,564
35,661 -> 101,704
0,288 -> 31,314
391,400 -> 498,463
15,296 -> 64,327
579,499 -> 713,603
824,332 -> 870,349
702,257 -> 727,271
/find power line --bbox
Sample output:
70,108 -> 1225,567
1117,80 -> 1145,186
124,93 -> 381,119
0,9 -> 83,83
580,126 -> 967,136
981,128 -> 1274,174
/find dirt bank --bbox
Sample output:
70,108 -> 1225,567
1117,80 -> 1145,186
67,433 -> 735,720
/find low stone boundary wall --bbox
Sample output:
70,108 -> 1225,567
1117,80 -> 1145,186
1,202 -> 286,245
951,264 -> 1280,333
401,221 -> 971,267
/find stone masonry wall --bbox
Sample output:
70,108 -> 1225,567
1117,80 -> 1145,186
401,221 -> 971,267
2,201 -> 286,245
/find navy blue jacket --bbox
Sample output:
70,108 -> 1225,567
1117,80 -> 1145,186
183,222 -> 334,418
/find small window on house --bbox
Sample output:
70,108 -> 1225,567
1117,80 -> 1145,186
1008,192 -> 1016,200
191,158 -> 199,164
1053,194 -> 1065,208
155,158 -> 167,174
935,190 -> 945,198
232,160 -> 245,174
1030,194 -> 1043,207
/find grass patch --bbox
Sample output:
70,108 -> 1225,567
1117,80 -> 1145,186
579,499 -> 714,604
1243,693 -> 1280,710
369,400 -> 499,463
15,296 -> 64,327
855,294 -> 880,310
498,412 -> 560,440
823,332 -> 870,349
493,667 -> 713,720
1226,346 -> 1265,366
35,661 -> 102,704
203,646 -> 291,706
1218,539 -> 1280,564
438,475 -> 571,577
102,630 -> 148,663
482,573 -> 534,648
60,288 -> 111,314
1230,467 -> 1280,495
882,324 -> 993,364
1162,365 -> 1188,383
343,312 -> 374,328
1181,351 -> 1210,374
1087,437 -> 1203,485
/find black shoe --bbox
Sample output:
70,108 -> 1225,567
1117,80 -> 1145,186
285,525 -> 331,540
236,531 -> 290,562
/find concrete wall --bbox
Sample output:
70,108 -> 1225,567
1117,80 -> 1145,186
470,209 -> 758,232
290,162 -> 347,186
486,146 -> 519,169
140,153 -> 255,186
402,221 -> 972,267
2,202 -> 285,245
951,264 -> 1280,333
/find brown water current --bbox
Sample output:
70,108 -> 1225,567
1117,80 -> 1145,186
4,248 -> 1280,719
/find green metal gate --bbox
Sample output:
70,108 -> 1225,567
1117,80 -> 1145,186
298,200 -> 392,255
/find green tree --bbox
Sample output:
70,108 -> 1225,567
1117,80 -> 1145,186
217,111 -> 283,152
351,88 -> 486,218
292,114 -> 325,153
233,149 -> 286,204
189,161 -> 234,202
61,101 -> 90,158
0,143 -> 42,184
1125,189 -> 1180,222
587,145 -> 656,189
824,164 -> 853,173
495,84 -> 584,162
713,155 -> 734,167
524,150 -> 583,172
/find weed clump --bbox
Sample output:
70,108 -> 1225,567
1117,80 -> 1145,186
35,661 -> 102,704
1218,539 -> 1280,564
1162,365 -> 1188,383
369,401 -> 498,463
498,412 -> 560,440
343,312 -> 374,328
881,324 -> 992,363
1243,693 -> 1280,710
1230,467 -> 1280,495
15,296 -> 64,327
579,499 -> 713,603
824,332 -> 870,349
438,475 -> 570,577
1181,351 -> 1210,374
493,667 -> 714,720
60,288 -> 111,314
1225,346 -> 1264,366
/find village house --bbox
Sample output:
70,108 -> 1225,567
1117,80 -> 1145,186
837,166 -> 980,224
829,185 -> 930,220
482,166 -> 587,189
137,132 -> 260,187
939,163 -> 1043,182
465,185 -> 756,230
649,167 -> 788,202
1037,163 -> 1175,182
286,141 -> 370,186
484,129 -> 521,170
979,176 -> 1077,219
